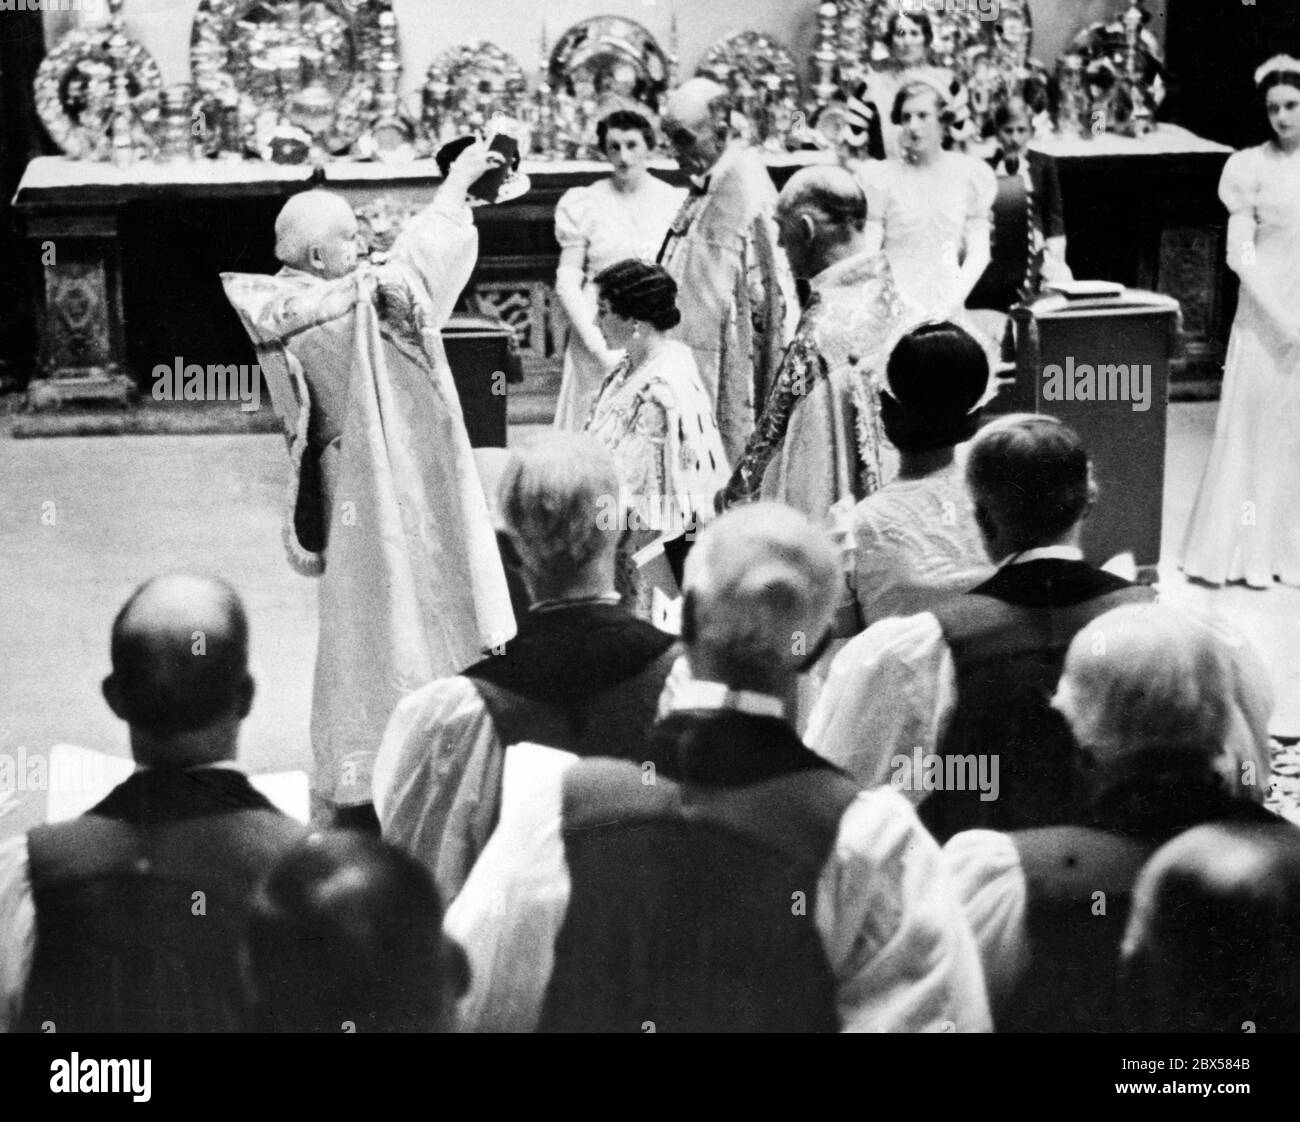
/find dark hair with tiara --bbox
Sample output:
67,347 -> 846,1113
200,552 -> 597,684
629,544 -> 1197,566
887,9 -> 934,49
881,321 -> 988,452
593,259 -> 681,332
597,109 -> 656,153
1256,55 -> 1300,96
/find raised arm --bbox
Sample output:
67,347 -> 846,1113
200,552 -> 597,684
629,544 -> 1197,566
389,140 -> 505,327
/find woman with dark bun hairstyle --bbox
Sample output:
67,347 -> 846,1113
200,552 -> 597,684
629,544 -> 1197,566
552,110 -> 686,431
584,259 -> 729,615
849,320 -> 994,629
1180,56 -> 1300,587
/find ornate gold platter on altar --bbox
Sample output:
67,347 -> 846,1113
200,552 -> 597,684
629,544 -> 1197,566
421,41 -> 528,144
35,28 -> 162,160
548,16 -> 670,114
699,30 -> 799,91
190,0 -> 397,155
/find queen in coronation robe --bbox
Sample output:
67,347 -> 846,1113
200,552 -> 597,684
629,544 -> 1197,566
222,164 -> 515,817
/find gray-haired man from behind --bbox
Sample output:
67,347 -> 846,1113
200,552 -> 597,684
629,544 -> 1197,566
373,434 -> 676,904
446,502 -> 991,1032
944,603 -> 1287,1032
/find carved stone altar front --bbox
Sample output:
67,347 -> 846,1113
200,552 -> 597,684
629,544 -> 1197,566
25,211 -> 135,409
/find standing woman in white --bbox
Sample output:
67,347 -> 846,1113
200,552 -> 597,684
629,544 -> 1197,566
852,82 -> 995,324
1181,57 -> 1300,587
552,110 -> 686,431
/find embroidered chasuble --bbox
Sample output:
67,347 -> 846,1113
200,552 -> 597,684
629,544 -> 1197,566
720,250 -> 904,522
222,200 -> 516,807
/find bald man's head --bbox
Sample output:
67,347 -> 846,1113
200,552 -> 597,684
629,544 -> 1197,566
662,78 -> 731,178
1121,822 -> 1300,1032
274,190 -> 361,279
683,503 -> 839,693
776,166 -> 868,278
104,575 -> 253,755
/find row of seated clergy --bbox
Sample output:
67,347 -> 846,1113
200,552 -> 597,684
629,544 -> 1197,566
440,499 -> 992,1032
943,604 -> 1291,1033
808,413 -> 1154,842
377,442 -> 992,1031
809,409 -> 1273,839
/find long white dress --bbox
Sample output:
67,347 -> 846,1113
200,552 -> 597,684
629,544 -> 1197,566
1180,144 -> 1300,587
552,175 -> 686,431
854,152 -> 997,323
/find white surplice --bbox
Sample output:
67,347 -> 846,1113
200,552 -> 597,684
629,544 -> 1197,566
444,696 -> 992,1034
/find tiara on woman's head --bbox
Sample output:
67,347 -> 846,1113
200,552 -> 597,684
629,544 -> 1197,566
1255,54 -> 1300,87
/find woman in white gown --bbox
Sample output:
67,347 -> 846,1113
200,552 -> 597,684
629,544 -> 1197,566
583,260 -> 730,616
852,81 -> 996,324
552,110 -> 686,431
1180,57 -> 1300,587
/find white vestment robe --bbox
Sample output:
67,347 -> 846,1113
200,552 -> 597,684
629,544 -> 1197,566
223,194 -> 516,806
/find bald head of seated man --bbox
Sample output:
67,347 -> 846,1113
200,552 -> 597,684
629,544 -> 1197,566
1121,820 -> 1300,1033
103,572 -> 254,767
4,575 -> 307,1033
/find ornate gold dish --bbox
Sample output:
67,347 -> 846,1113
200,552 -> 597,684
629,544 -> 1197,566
547,16 -> 670,114
35,27 -> 161,161
190,0 -> 397,156
421,41 -> 529,146
698,31 -> 802,151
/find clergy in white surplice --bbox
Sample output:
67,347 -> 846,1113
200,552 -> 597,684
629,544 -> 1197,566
222,142 -> 516,821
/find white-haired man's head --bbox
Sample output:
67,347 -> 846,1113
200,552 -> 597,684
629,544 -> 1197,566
682,503 -> 839,695
662,77 -> 732,178
1052,603 -> 1237,777
497,433 -> 621,602
274,190 -> 361,279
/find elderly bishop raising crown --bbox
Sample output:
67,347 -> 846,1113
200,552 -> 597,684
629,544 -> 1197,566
222,141 -> 516,823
